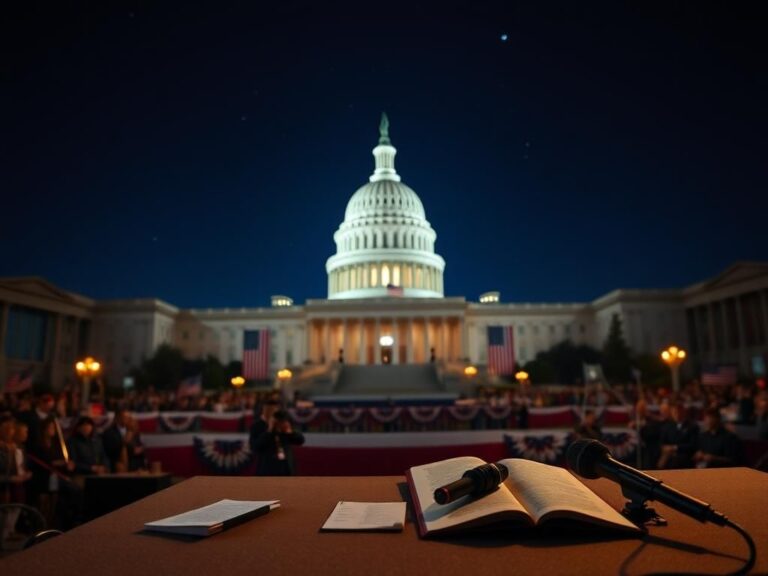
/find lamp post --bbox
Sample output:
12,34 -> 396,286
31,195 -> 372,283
515,371 -> 530,386
75,357 -> 102,413
463,365 -> 478,377
230,376 -> 246,389
661,345 -> 686,393
277,368 -> 293,405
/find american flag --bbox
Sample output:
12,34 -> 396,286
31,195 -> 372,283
487,326 -> 515,376
701,365 -> 738,386
386,284 -> 404,297
177,374 -> 202,398
5,368 -> 33,394
243,329 -> 270,380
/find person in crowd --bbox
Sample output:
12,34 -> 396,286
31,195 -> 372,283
754,392 -> 768,441
251,408 -> 304,476
28,416 -> 75,528
657,403 -> 699,469
102,409 -> 147,472
67,416 -> 109,476
574,409 -> 603,441
693,408 -> 742,468
15,393 -> 55,451
0,416 -> 32,540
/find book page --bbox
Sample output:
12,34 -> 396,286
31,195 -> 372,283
145,499 -> 279,529
409,456 -> 529,534
321,501 -> 407,531
498,459 -> 638,531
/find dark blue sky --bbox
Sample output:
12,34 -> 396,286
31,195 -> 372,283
3,2 -> 767,308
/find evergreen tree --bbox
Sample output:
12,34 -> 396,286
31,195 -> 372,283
602,314 -> 632,382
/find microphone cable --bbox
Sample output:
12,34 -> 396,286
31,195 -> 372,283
722,518 -> 756,576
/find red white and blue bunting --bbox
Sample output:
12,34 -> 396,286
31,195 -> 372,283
329,408 -> 365,426
504,431 -> 637,465
446,405 -> 481,421
288,407 -> 321,424
368,406 -> 404,423
160,413 -> 199,433
407,406 -> 443,423
504,433 -> 572,464
193,436 -> 253,474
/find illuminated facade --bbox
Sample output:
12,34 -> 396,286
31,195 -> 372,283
1,118 -> 767,391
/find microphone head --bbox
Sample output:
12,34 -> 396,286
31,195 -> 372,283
566,439 -> 611,479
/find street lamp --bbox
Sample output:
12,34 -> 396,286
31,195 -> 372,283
464,365 -> 478,377
75,356 -> 102,412
661,345 -> 686,393
515,371 -> 529,385
230,376 -> 246,389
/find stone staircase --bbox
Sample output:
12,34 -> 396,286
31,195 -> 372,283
332,364 -> 443,396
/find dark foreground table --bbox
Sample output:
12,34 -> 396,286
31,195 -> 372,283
3,468 -> 766,575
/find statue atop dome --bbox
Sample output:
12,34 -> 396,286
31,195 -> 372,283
378,112 -> 391,145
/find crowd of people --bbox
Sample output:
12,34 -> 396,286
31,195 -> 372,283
2,377 -> 766,542
0,394 -> 151,539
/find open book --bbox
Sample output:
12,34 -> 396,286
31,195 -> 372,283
144,499 -> 280,537
406,456 -> 641,537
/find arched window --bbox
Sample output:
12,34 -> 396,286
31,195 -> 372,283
355,236 -> 359,250
383,232 -> 388,248
373,234 -> 377,249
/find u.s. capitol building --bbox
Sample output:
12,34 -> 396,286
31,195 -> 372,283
1,116 -> 766,391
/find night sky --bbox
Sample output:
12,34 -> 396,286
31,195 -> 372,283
3,2 -> 768,308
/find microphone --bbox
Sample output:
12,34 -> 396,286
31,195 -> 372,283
433,462 -> 508,505
566,439 -> 726,525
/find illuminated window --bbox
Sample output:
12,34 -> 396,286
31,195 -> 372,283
381,265 -> 390,286
393,264 -> 400,286
371,266 -> 378,286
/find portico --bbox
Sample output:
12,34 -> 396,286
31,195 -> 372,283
305,299 -> 466,365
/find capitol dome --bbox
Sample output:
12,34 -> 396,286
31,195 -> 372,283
326,114 -> 445,299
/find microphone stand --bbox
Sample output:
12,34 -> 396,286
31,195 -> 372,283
620,485 -> 667,527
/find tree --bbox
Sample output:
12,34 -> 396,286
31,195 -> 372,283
602,314 -> 633,383
132,344 -> 185,391
632,354 -> 668,388
201,355 -> 226,390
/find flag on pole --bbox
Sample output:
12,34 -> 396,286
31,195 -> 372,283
386,284 -> 404,297
177,375 -> 202,398
5,368 -> 33,394
243,329 -> 270,380
487,326 -> 515,375
701,365 -> 738,386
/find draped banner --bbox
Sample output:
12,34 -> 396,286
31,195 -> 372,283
446,405 -> 481,421
503,431 -> 637,466
288,407 -> 322,424
483,404 -> 513,420
368,407 -> 403,423
160,413 -> 199,433
193,436 -> 253,474
504,433 -> 572,464
92,404 -> 643,436
329,408 -> 365,426
407,406 -> 443,424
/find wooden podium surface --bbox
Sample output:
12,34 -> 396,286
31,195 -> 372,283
4,468 -> 766,575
